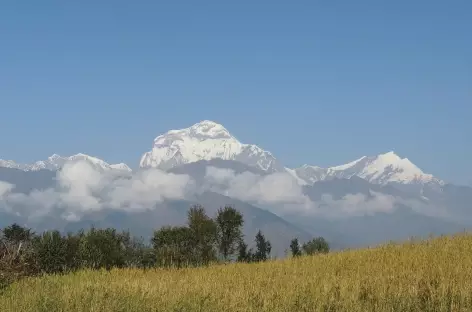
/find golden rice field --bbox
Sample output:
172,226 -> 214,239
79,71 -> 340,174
2,233 -> 472,312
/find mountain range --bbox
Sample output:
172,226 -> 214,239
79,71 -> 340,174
0,153 -> 131,173
3,120 -> 444,186
0,120 -> 470,256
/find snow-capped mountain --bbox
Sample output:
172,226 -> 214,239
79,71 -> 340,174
0,154 -> 132,173
2,120 -> 442,187
140,120 -> 442,186
0,160 -> 22,170
140,120 -> 285,172
293,151 -> 443,186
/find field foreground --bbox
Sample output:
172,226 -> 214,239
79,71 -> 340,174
2,234 -> 472,312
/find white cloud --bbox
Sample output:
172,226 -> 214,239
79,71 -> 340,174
0,160 -> 195,222
0,161 -> 450,224
204,167 -> 428,218
204,167 -> 310,205
317,192 -> 397,217
0,181 -> 13,197
105,168 -> 194,210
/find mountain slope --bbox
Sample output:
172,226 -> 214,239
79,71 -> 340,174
0,154 -> 132,173
2,121 -> 443,187
140,120 -> 285,172
0,167 -> 56,193
283,204 -> 467,249
294,151 -> 443,186
140,120 -> 442,186
1,157 -> 470,251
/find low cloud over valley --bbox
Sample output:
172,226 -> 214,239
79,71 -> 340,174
0,161 -> 452,223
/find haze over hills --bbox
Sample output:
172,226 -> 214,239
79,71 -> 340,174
0,120 -> 470,254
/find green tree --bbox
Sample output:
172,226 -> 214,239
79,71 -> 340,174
119,230 -> 155,269
302,237 -> 330,255
32,230 -> 69,274
152,225 -> 193,268
215,206 -> 244,261
1,223 -> 34,244
187,205 -> 218,265
0,223 -> 37,275
236,239 -> 253,263
64,231 -> 82,271
253,230 -> 271,262
139,247 -> 157,269
290,238 -> 302,257
0,224 -> 37,288
78,227 -> 125,270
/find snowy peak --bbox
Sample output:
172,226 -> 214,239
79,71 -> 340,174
0,160 -> 22,170
109,163 -> 132,171
356,151 -> 439,184
2,121 -> 443,187
293,165 -> 327,184
0,154 -> 132,173
188,120 -> 233,139
160,120 -> 233,142
65,154 -> 132,172
294,151 -> 442,186
152,121 -> 234,149
328,156 -> 367,171
140,121 -> 441,186
140,120 -> 284,172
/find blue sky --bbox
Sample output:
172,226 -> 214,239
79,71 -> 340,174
0,1 -> 471,185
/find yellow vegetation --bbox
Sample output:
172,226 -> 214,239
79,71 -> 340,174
1,233 -> 472,311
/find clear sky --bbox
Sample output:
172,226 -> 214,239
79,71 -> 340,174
1,1 -> 471,185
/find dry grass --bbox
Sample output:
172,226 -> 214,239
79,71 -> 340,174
2,233 -> 472,311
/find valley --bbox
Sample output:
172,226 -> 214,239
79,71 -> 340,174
1,120 -> 471,253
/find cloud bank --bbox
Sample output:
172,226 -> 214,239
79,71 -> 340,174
0,161 -> 444,224
204,167 -> 309,205
203,167 -> 452,220
0,161 -> 194,222
203,167 -> 409,217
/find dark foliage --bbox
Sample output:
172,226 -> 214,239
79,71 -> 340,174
290,238 -> 302,257
32,230 -> 69,274
236,239 -> 253,263
302,237 -> 330,255
187,205 -> 218,265
215,206 -> 244,261
253,230 -> 272,262
0,205 -> 328,289
152,225 -> 194,268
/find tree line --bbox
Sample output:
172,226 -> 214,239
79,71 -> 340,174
0,204 -> 328,288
